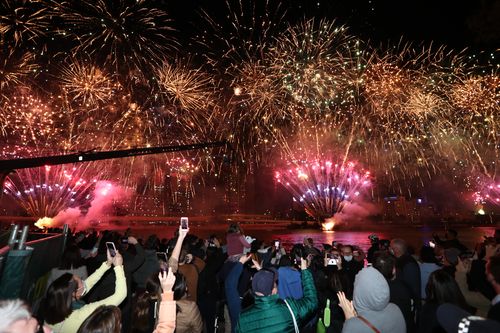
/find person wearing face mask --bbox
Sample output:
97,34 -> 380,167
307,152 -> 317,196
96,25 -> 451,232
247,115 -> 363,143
339,245 -> 363,298
42,249 -> 126,333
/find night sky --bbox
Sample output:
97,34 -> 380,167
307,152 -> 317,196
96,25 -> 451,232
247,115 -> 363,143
164,0 -> 500,50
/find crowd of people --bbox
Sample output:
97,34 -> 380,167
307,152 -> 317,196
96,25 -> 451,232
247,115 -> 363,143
1,224 -> 500,333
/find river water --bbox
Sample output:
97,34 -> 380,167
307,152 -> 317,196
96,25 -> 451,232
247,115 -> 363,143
127,223 -> 497,252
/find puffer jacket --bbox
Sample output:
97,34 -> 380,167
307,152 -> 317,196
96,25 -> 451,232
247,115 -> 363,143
235,268 -> 318,333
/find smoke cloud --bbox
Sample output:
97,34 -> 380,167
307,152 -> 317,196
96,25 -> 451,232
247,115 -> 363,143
333,200 -> 381,225
35,181 -> 130,231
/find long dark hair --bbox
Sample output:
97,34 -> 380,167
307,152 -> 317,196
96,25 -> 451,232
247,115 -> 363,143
227,223 -> 242,234
43,273 -> 75,324
77,305 -> 121,333
60,244 -> 84,270
172,272 -> 187,301
131,273 -> 162,333
425,269 -> 468,309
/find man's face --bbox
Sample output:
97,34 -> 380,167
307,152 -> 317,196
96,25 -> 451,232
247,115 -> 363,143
341,247 -> 352,257
7,317 -> 51,333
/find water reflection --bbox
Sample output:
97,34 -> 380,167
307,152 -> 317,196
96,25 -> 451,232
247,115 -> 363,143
130,224 -> 496,253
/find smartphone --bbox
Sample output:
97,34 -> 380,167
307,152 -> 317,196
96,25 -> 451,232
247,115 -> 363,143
180,217 -> 189,230
429,240 -> 436,248
121,237 -> 128,244
327,258 -> 337,265
106,242 -> 116,257
157,252 -> 168,262
274,240 -> 280,249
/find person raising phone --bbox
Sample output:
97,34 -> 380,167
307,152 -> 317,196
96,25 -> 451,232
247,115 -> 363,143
43,249 -> 126,333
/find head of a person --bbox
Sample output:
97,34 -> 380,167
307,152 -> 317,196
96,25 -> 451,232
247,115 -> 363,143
144,234 -> 159,250
389,239 -> 407,258
486,255 -> 500,293
252,268 -> 278,297
353,267 -> 390,312
446,229 -> 458,240
227,223 -> 242,234
368,234 -> 379,245
443,248 -> 460,267
77,305 -> 121,333
303,237 -> 314,248
437,303 -> 500,333
328,270 -> 345,294
172,272 -> 188,300
341,245 -> 354,262
278,255 -> 293,267
420,245 -> 438,264
0,299 -> 50,333
309,254 -> 326,272
373,253 -> 396,280
425,269 -> 467,308
59,244 -> 84,270
44,273 -> 85,324
132,272 -> 162,332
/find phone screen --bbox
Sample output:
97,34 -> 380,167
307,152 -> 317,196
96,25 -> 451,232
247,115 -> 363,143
180,217 -> 189,229
429,240 -> 436,248
328,258 -> 337,265
106,242 -> 116,257
274,240 -> 280,248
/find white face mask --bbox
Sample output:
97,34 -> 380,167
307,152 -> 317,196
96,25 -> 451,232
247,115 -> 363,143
343,255 -> 353,262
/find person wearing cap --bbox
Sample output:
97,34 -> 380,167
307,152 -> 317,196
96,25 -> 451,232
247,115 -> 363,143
437,303 -> 500,333
229,255 -> 317,333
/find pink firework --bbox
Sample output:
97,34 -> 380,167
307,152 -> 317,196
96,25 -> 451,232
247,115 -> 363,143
275,159 -> 371,220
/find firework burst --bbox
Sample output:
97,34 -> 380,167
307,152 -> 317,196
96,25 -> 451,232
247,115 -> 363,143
0,0 -> 51,46
58,58 -> 118,108
270,19 -> 360,111
156,60 -> 216,113
0,49 -> 39,95
275,159 -> 371,220
52,0 -> 177,76
3,164 -> 97,218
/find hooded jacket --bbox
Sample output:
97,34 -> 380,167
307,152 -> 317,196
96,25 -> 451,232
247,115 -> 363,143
342,267 -> 406,333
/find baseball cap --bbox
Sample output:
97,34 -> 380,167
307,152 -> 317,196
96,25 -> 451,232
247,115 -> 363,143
437,303 -> 500,333
251,268 -> 277,296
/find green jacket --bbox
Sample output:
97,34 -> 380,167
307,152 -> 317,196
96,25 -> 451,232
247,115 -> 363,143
236,269 -> 318,333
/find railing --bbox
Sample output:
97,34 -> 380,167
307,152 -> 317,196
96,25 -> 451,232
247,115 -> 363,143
0,225 -> 67,300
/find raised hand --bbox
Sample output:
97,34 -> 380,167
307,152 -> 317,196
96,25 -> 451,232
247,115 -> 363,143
159,267 -> 176,292
337,291 -> 356,320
